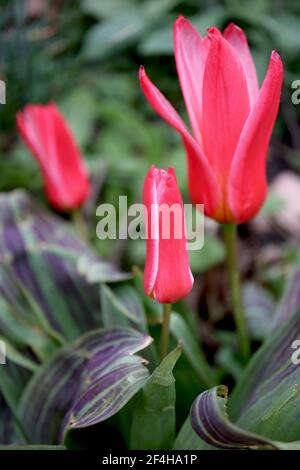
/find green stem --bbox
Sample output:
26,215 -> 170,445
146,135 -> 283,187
72,208 -> 88,242
160,303 -> 172,361
222,224 -> 250,361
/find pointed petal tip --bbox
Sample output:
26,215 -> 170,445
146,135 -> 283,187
224,22 -> 245,37
269,50 -> 284,76
174,15 -> 186,28
139,65 -> 145,79
271,50 -> 282,63
167,166 -> 177,182
207,26 -> 222,38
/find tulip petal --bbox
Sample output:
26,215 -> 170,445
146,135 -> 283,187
50,104 -> 90,206
17,104 -> 90,210
229,51 -> 283,223
224,23 -> 259,107
202,31 -> 250,185
143,165 -> 159,297
139,66 -> 220,217
143,166 -> 193,304
173,16 -> 210,144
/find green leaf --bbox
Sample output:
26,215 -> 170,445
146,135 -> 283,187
139,7 -> 226,56
0,336 -> 38,372
130,343 -> 182,450
191,386 -> 300,450
271,265 -> 300,332
82,0 -> 179,60
18,327 -> 152,444
100,283 -> 146,329
0,361 -> 31,414
188,235 -> 225,274
78,255 -> 131,283
170,313 -> 216,388
82,0 -> 136,19
0,190 -> 104,343
229,309 -> 300,442
242,282 -> 275,340
59,89 -> 98,148
173,416 -> 214,450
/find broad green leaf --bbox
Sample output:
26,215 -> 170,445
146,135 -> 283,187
188,235 -> 225,274
229,310 -> 300,442
78,255 -> 131,283
0,361 -> 30,414
82,0 -> 179,60
0,336 -> 38,372
170,313 -> 216,388
191,386 -> 300,450
18,327 -> 152,444
59,89 -> 98,147
0,190 -> 128,348
242,282 -> 275,340
0,361 -> 31,443
0,397 -> 20,445
130,343 -> 182,450
82,0 -> 136,19
271,265 -> 300,331
139,7 -> 226,56
100,283 -> 146,329
173,416 -> 214,451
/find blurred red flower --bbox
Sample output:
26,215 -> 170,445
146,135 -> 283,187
17,103 -> 90,211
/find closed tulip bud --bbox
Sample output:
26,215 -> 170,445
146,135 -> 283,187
143,165 -> 193,303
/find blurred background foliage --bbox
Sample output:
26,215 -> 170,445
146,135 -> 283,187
0,0 -> 300,354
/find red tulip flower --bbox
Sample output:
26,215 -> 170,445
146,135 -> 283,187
143,165 -> 194,303
139,18 -> 283,223
17,103 -> 90,211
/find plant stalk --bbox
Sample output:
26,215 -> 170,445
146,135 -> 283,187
222,224 -> 250,361
72,208 -> 88,242
160,303 -> 172,361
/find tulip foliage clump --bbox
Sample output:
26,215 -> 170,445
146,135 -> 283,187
1,16 -> 300,452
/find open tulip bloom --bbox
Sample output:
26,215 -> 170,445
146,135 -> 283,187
17,103 -> 91,211
139,17 -> 283,224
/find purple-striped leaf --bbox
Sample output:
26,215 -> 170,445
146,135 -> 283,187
100,283 -> 146,329
190,310 -> 300,450
18,327 -> 152,444
0,190 -> 129,342
242,282 -> 275,340
191,386 -> 276,450
78,256 -> 131,283
271,265 -> 300,331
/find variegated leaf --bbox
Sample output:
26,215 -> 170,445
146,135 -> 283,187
0,190 -> 131,345
242,282 -> 275,340
191,386 -> 300,450
188,310 -> 300,450
18,327 -> 152,444
271,265 -> 300,331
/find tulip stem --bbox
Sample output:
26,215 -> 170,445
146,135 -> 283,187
160,303 -> 172,361
72,209 -> 88,242
222,224 -> 250,361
